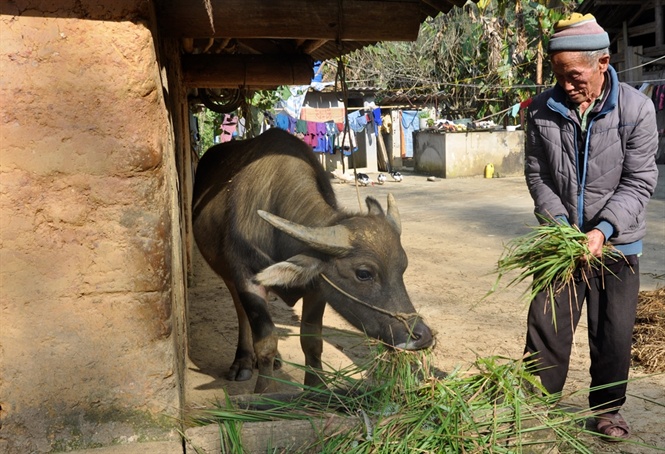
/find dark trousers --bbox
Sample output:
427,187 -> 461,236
524,256 -> 639,412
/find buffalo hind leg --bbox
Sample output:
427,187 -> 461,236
224,279 -> 255,382
237,282 -> 279,393
301,294 -> 326,388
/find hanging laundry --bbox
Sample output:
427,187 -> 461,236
236,117 -> 245,138
372,108 -> 383,136
275,112 -> 291,131
520,98 -> 533,109
372,108 -> 383,126
279,85 -> 309,119
654,84 -> 664,111
325,121 -> 337,154
295,119 -> 308,141
510,102 -> 520,118
306,121 -> 318,147
286,114 -> 297,133
380,113 -> 392,134
639,82 -> 653,98
400,110 -> 420,158
326,121 -> 338,139
347,110 -> 368,132
313,122 -> 330,153
336,122 -> 357,155
219,114 -> 238,143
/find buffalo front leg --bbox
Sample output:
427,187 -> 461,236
301,294 -> 326,388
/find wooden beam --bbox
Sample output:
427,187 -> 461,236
181,54 -> 314,88
643,44 -> 665,57
419,2 -> 441,18
300,39 -> 329,54
422,0 -> 454,14
628,22 -> 656,37
158,0 -> 424,41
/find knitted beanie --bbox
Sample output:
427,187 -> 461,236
548,13 -> 610,53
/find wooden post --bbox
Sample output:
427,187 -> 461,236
655,0 -> 664,47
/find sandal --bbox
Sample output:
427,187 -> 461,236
595,412 -> 630,441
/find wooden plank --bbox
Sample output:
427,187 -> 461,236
377,129 -> 390,172
182,54 -> 314,88
624,45 -> 643,83
643,44 -> 665,58
301,39 -> 329,54
158,0 -> 424,41
628,22 -> 657,37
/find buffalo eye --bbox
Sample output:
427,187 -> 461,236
355,269 -> 373,281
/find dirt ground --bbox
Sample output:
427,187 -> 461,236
185,166 -> 665,452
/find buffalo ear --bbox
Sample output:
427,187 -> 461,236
254,254 -> 323,288
365,195 -> 401,235
365,196 -> 385,216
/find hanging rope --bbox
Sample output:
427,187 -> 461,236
334,0 -> 363,211
334,56 -> 363,211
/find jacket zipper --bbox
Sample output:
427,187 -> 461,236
577,129 -> 589,227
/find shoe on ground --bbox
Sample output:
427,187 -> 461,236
595,412 -> 630,442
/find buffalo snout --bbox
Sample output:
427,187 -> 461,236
393,318 -> 435,350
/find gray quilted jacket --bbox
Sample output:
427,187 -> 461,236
525,65 -> 659,256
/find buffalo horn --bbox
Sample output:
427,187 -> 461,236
386,194 -> 402,234
257,210 -> 353,255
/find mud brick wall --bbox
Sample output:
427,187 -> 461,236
0,1 -> 186,452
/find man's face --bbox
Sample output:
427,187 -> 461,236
550,51 -> 609,104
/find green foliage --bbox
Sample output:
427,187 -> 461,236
249,89 -> 281,113
344,0 -> 582,122
197,109 -> 222,155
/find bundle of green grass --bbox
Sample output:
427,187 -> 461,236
487,220 -> 620,326
190,348 -> 608,453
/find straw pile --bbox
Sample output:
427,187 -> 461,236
632,287 -> 665,373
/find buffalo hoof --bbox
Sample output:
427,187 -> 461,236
227,353 -> 282,382
227,365 -> 253,382
227,356 -> 254,381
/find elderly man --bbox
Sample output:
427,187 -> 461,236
523,13 -> 658,440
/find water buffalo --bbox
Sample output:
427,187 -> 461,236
192,128 -> 434,393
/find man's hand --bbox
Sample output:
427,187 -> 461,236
586,229 -> 606,258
